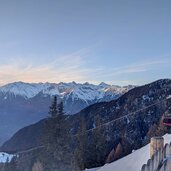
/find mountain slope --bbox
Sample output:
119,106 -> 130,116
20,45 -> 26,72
0,81 -> 132,104
1,119 -> 46,153
0,81 -> 133,145
0,81 -> 134,115
1,79 -> 171,168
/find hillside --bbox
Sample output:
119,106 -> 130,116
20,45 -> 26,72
1,79 -> 171,169
1,119 -> 46,153
0,81 -> 132,145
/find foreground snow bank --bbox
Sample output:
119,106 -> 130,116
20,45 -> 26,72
86,134 -> 171,171
0,152 -> 15,163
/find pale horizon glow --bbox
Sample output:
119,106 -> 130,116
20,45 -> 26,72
0,0 -> 171,86
0,54 -> 170,86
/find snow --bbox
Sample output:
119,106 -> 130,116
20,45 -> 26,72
0,81 -> 134,101
0,82 -> 52,98
86,134 -> 171,171
70,85 -> 104,102
166,95 -> 171,99
142,95 -> 150,101
0,152 -> 15,163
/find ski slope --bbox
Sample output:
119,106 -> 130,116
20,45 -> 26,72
86,134 -> 171,171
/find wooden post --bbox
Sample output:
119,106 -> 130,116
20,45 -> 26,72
141,164 -> 147,171
150,137 -> 164,158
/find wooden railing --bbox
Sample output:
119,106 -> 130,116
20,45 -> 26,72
141,143 -> 171,171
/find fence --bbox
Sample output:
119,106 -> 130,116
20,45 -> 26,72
141,143 -> 171,171
141,144 -> 171,171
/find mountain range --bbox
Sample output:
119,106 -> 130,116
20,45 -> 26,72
0,81 -> 134,145
1,79 -> 170,169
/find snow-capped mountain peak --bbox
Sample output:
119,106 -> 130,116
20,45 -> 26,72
98,82 -> 110,88
0,81 -> 134,100
0,81 -> 135,115
0,82 -> 52,98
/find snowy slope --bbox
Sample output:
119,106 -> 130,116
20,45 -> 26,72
0,152 -> 15,163
0,82 -> 52,98
87,134 -> 171,171
0,81 -> 134,102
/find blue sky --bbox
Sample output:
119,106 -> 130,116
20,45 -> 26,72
0,0 -> 171,85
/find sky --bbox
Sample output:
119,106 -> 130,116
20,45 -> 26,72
0,0 -> 171,86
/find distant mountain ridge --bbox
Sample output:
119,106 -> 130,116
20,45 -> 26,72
0,81 -> 133,100
0,81 -> 134,145
0,81 -> 134,114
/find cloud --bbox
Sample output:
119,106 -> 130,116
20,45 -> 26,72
0,50 -> 101,85
0,63 -> 83,85
0,53 -> 170,85
96,58 -> 171,78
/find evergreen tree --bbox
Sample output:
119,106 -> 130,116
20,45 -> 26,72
48,96 -> 59,118
43,96 -> 60,146
41,96 -> 75,170
59,101 -> 64,116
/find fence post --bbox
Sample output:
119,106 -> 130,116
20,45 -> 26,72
147,159 -> 152,171
153,152 -> 157,170
141,136 -> 165,171
169,142 -> 171,155
164,144 -> 167,158
165,143 -> 170,158
141,164 -> 147,171
150,137 -> 164,158
156,150 -> 160,169
159,148 -> 163,164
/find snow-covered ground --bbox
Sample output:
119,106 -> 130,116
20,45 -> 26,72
86,134 -> 171,171
0,152 -> 15,163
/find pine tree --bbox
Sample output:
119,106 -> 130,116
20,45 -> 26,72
43,97 -> 57,146
43,96 -> 60,146
58,101 -> 64,116
41,96 -> 75,170
48,96 -> 59,118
